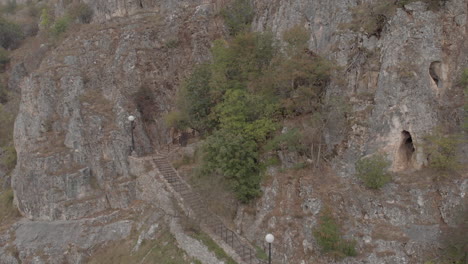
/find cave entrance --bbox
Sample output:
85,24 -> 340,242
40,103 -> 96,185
398,130 -> 415,167
139,0 -> 143,8
429,61 -> 442,88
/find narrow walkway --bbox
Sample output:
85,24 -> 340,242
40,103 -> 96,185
152,156 -> 267,264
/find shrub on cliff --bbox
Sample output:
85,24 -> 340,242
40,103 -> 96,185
0,16 -> 23,49
221,0 -> 254,36
0,47 -> 9,66
313,208 -> 357,259
355,154 -> 391,189
67,3 -> 93,24
51,16 -> 70,37
424,130 -> 461,173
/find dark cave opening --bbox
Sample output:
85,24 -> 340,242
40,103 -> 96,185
429,61 -> 441,87
139,0 -> 143,8
400,130 -> 415,163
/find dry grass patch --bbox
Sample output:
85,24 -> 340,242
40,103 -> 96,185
0,189 -> 21,231
87,227 -> 195,264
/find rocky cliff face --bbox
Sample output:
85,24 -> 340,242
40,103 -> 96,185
3,0 -> 467,262
233,0 -> 467,263
12,0 -> 223,221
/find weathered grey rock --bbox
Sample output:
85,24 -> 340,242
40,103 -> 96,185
7,63 -> 28,93
12,1 -> 222,220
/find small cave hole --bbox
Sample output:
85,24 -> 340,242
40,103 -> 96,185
429,61 -> 441,87
139,0 -> 143,8
399,130 -> 415,164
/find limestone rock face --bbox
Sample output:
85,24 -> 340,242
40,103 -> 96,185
12,0 -> 221,220
253,0 -> 467,170
232,0 -> 468,263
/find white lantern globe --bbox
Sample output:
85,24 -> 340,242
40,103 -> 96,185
128,115 -> 135,121
265,234 -> 274,243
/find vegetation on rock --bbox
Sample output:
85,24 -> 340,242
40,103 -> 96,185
424,129 -> 462,173
169,22 -> 335,201
313,208 -> 357,259
0,16 -> 23,49
355,154 -> 391,189
343,0 -> 449,37
67,3 -> 93,24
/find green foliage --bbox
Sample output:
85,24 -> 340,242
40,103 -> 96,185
67,3 -> 93,24
176,63 -> 215,134
0,16 -> 24,49
1,145 -> 16,172
282,25 -> 310,53
355,154 -> 391,189
221,0 -> 254,36
462,68 -> 468,132
0,47 -> 9,66
210,32 -> 275,100
202,130 -> 263,202
39,8 -> 52,30
0,189 -> 19,223
0,104 -> 14,146
51,16 -> 70,37
344,0 -> 448,37
424,130 -> 461,173
191,231 -> 238,264
313,208 -> 357,259
264,128 -> 305,153
1,0 -> 17,14
173,26 -> 333,202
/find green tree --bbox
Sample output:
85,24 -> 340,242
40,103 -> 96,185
202,129 -> 262,202
355,154 -> 391,189
176,63 -> 215,134
221,0 -> 254,36
0,16 -> 23,49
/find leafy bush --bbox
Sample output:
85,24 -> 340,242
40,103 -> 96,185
0,189 -> 19,223
175,63 -> 215,134
67,3 -> 93,24
355,154 -> 391,189
172,26 -> 333,202
39,8 -> 52,30
1,145 -> 16,172
313,208 -> 357,259
51,16 -> 70,37
0,16 -> 24,49
461,68 -> 468,132
343,0 -> 447,37
424,131 -> 461,173
202,129 -> 263,202
221,0 -> 254,36
0,104 -> 14,145
264,128 -> 306,153
1,0 -> 17,14
0,47 -> 9,66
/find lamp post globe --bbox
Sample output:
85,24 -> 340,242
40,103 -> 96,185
265,234 -> 274,243
128,115 -> 136,154
265,233 -> 274,264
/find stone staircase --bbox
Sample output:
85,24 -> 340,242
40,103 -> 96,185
151,155 -> 267,264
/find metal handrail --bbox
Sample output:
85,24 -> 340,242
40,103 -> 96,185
152,156 -> 268,264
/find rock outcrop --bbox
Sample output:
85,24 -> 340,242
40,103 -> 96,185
12,0 -> 222,221
233,0 -> 467,263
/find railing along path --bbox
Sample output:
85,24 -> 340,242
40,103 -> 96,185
152,155 -> 267,264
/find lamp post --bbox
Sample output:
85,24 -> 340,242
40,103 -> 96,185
265,233 -> 274,264
128,115 -> 135,154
